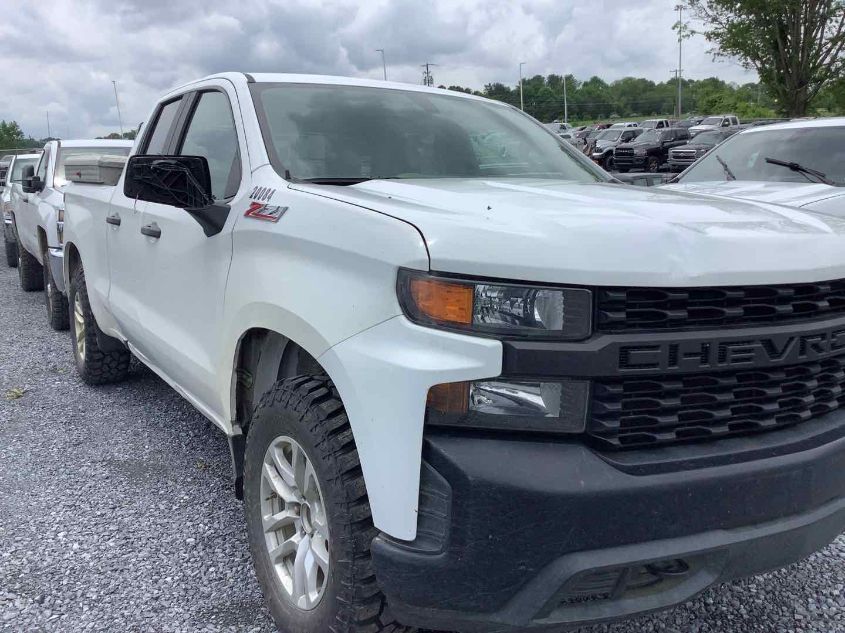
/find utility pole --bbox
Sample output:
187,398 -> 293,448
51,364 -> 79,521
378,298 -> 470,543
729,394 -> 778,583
375,49 -> 387,80
519,62 -> 525,111
563,74 -> 568,123
112,80 -> 124,136
421,63 -> 437,87
46,111 -> 51,139
675,4 -> 684,118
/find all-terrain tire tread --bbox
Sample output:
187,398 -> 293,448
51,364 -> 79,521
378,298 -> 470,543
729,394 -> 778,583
247,375 -> 413,633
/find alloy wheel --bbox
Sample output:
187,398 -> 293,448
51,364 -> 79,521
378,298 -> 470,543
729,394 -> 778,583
260,435 -> 330,610
73,292 -> 86,360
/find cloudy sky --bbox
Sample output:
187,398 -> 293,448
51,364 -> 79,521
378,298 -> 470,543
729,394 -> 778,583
0,0 -> 756,139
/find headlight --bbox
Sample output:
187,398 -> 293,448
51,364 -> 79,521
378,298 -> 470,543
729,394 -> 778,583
634,148 -> 647,156
397,269 -> 592,339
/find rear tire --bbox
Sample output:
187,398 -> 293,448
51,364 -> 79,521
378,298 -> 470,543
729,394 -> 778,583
44,259 -> 69,331
4,225 -> 18,268
244,376 -> 411,633
18,246 -> 44,292
69,266 -> 130,384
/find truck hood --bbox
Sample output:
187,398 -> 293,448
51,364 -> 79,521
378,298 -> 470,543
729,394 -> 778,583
690,125 -> 718,135
662,181 -> 844,208
291,178 -> 845,286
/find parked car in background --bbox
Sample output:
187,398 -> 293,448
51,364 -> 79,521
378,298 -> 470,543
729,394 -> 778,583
591,127 -> 644,170
689,114 -> 740,138
60,72 -> 845,633
610,121 -> 639,128
2,153 -> 40,267
0,155 -> 12,191
667,128 -> 737,172
676,116 -> 705,129
662,118 -> 845,215
640,118 -> 670,129
614,127 -> 690,173
15,139 -> 132,329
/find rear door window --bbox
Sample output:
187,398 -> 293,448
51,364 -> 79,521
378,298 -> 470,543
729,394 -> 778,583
143,98 -> 183,155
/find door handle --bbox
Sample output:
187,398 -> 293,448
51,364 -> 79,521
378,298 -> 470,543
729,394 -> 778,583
140,222 -> 161,239
106,213 -> 121,226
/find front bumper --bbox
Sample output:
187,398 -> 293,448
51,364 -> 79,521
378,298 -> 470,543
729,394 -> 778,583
373,415 -> 845,631
47,247 -> 65,294
614,155 -> 646,169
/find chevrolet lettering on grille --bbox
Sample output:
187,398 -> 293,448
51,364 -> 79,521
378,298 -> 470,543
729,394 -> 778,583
619,328 -> 845,372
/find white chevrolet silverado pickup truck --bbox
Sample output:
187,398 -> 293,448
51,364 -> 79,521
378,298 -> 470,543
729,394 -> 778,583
16,139 -> 132,329
2,153 -> 40,267
62,73 -> 845,633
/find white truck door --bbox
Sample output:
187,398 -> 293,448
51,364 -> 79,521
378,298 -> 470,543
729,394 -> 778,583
107,96 -> 186,340
17,147 -> 51,261
129,87 -> 243,413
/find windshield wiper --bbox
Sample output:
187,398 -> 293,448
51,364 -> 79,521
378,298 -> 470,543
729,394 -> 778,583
764,157 -> 835,186
715,154 -> 736,181
299,177 -> 373,186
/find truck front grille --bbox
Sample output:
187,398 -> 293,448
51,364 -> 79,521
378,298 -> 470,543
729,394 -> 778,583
589,354 -> 845,449
596,279 -> 845,332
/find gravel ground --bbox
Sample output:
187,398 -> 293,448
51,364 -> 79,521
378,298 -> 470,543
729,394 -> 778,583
0,245 -> 843,633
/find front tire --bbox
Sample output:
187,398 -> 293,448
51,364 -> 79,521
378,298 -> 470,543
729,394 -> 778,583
244,376 -> 410,633
69,266 -> 130,384
44,259 -> 69,330
647,156 -> 661,173
4,225 -> 18,268
18,246 -> 44,291
602,155 -> 615,171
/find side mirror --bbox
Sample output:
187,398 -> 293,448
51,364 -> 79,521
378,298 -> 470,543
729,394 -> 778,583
124,155 -> 212,208
21,165 -> 42,194
124,155 -> 229,237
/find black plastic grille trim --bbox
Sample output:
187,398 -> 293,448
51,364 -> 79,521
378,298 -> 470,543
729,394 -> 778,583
589,353 -> 845,449
596,279 -> 845,332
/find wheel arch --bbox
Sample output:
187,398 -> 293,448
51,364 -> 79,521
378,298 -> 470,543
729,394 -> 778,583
228,325 -> 343,500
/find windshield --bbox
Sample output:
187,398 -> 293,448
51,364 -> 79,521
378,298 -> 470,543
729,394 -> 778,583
634,130 -> 663,144
54,147 -> 130,187
597,129 -> 622,141
700,117 -> 724,127
250,83 -> 606,182
692,131 -> 727,145
678,126 -> 845,186
640,121 -> 659,129
10,157 -> 37,182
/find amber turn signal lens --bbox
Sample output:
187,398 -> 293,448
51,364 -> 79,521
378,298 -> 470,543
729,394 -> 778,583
409,277 -> 473,325
427,382 -> 470,413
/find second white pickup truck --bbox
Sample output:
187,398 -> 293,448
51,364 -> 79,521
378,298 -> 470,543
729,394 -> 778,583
17,139 -> 131,329
63,73 -> 845,633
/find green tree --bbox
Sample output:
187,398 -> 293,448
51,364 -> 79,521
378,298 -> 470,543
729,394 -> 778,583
687,0 -> 845,116
0,120 -> 25,148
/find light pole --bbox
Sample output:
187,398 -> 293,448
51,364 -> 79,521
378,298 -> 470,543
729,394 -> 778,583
519,62 -> 525,111
375,49 -> 387,81
563,74 -> 568,124
675,4 -> 684,118
112,80 -> 124,136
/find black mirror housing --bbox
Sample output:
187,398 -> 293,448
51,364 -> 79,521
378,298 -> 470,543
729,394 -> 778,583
124,155 -> 213,209
21,165 -> 42,194
124,155 -> 230,237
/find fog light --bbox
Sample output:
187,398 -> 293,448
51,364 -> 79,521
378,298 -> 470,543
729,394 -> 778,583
427,379 -> 589,434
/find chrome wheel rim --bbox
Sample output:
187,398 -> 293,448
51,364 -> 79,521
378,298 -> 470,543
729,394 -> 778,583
260,435 -> 330,610
73,292 -> 86,360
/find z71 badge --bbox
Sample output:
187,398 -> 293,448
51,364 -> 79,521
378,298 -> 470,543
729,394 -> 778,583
244,201 -> 287,223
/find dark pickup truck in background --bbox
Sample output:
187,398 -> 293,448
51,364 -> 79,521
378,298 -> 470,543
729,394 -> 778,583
614,127 -> 691,172
667,129 -> 737,173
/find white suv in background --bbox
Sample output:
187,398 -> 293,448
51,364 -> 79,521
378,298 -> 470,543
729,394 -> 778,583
2,153 -> 41,268
16,139 -> 132,329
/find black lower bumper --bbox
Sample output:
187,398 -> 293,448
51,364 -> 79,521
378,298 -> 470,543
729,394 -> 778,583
372,416 -> 845,631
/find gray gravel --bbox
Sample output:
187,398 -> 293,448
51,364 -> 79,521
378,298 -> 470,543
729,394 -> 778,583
0,246 -> 843,633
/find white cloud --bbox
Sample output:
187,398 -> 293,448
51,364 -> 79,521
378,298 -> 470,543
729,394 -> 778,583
0,0 -> 756,140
